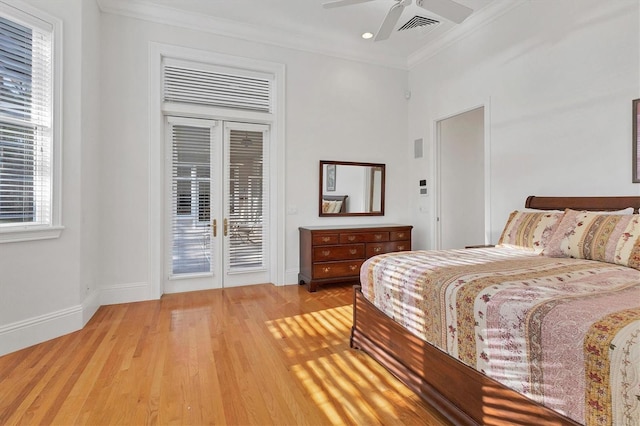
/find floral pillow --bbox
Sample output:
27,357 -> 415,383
497,210 -> 565,253
543,209 -> 640,269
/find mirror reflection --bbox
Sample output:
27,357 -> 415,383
319,160 -> 385,216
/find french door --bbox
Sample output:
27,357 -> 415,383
164,116 -> 270,293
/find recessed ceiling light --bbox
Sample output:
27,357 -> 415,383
361,32 -> 373,40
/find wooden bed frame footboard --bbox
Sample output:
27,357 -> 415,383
351,287 -> 580,426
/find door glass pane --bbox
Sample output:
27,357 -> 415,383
227,129 -> 265,270
171,125 -> 212,274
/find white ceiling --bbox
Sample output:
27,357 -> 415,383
97,0 -> 518,69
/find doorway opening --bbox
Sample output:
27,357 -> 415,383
435,106 -> 489,249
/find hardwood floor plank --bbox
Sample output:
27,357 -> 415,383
0,284 -> 450,425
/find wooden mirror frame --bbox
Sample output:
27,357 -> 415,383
319,160 -> 386,217
633,99 -> 640,182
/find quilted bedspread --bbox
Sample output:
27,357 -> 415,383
360,247 -> 640,425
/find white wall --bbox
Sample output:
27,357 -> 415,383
98,13 -> 410,295
408,0 -> 640,249
0,0 -> 102,355
80,0 -> 102,322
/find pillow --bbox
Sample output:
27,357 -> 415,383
322,200 -> 343,214
543,209 -> 640,269
497,210 -> 565,253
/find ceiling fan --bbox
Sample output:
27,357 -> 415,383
322,0 -> 473,41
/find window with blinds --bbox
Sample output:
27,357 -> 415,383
0,12 -> 53,228
170,124 -> 213,275
163,62 -> 272,113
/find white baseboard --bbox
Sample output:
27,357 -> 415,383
1,276 -> 303,356
100,281 -> 152,305
82,289 -> 101,325
0,289 -> 105,357
0,304 -> 83,357
284,268 -> 299,285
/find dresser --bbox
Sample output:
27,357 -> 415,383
298,224 -> 412,292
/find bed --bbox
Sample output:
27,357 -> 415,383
321,194 -> 348,214
350,196 -> 640,426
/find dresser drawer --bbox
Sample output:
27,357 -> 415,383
340,231 -> 389,244
366,241 -> 410,257
390,230 -> 410,241
313,244 -> 364,261
313,260 -> 363,279
312,234 -> 339,245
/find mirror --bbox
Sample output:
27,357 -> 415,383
319,160 -> 385,216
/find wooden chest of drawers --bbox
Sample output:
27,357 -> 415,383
298,224 -> 412,292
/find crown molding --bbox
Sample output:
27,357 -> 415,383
97,0 -> 524,71
407,0 -> 526,69
96,0 -> 409,70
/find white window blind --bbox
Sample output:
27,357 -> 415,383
163,61 -> 272,113
0,12 -> 53,228
170,123 -> 213,275
226,128 -> 267,270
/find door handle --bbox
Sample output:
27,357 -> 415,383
212,219 -> 217,237
224,218 -> 228,237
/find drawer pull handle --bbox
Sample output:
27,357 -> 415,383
397,233 -> 405,238
321,250 -> 331,256
374,247 -> 382,253
347,236 -> 356,241
375,234 -> 382,240
349,265 -> 358,271
397,245 -> 405,251
349,249 -> 357,254
323,267 -> 331,273
322,237 -> 331,242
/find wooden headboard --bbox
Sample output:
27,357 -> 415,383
322,195 -> 348,213
525,195 -> 640,213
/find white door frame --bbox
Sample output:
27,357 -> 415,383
149,43 -> 286,299
433,100 -> 492,249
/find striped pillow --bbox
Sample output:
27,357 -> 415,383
497,210 -> 565,253
543,209 -> 640,269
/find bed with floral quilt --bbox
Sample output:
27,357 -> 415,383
351,196 -> 640,426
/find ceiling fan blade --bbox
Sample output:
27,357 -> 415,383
374,2 -> 406,41
416,0 -> 473,24
322,0 -> 374,9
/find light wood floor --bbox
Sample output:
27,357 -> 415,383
0,283 -> 450,425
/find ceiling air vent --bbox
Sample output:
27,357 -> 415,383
398,15 -> 439,32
